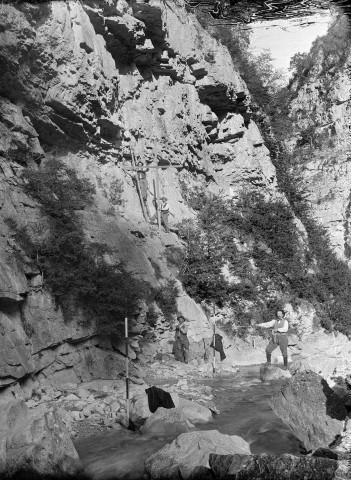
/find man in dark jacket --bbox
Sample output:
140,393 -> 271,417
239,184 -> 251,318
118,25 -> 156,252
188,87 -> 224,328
173,316 -> 189,363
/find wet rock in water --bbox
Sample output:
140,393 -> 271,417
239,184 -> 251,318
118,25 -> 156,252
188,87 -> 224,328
209,453 -> 339,480
260,364 -> 291,381
269,371 -> 348,451
0,400 -> 82,478
141,407 -> 194,437
130,388 -> 212,429
130,391 -> 151,428
145,430 -> 250,480
178,397 -> 213,425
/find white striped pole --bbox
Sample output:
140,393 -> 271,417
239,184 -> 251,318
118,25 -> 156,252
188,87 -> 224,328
213,303 -> 216,374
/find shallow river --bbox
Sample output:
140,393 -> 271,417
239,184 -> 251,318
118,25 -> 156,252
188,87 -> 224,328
75,366 -> 302,480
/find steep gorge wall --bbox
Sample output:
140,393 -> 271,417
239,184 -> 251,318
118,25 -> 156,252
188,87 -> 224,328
287,18 -> 351,260
0,0 -> 309,391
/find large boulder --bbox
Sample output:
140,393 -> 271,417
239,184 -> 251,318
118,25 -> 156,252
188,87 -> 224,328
260,364 -> 291,382
209,453 -> 339,480
140,407 -> 194,437
269,371 -> 348,451
145,430 -> 250,480
178,397 -> 213,425
130,391 -> 152,428
0,400 -> 82,478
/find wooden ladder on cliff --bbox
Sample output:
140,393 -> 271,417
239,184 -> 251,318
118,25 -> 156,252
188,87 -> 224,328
129,145 -> 149,221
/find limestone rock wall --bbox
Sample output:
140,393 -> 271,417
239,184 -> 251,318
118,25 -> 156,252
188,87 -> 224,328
288,23 -> 351,259
0,0 -> 290,391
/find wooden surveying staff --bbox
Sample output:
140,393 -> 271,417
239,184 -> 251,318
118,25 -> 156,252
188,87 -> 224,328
213,303 -> 216,374
125,316 -> 130,427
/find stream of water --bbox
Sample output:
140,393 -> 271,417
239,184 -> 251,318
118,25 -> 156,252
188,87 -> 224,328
75,366 -> 302,480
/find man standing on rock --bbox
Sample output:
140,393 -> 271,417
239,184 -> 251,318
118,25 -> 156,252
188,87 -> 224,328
256,310 -> 289,370
160,196 -> 170,233
173,316 -> 190,363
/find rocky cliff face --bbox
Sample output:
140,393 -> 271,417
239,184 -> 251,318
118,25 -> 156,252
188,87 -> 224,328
287,15 -> 351,260
0,0 -> 284,391
1,0 -> 350,403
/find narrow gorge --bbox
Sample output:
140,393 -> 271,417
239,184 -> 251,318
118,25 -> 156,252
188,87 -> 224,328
1,0 -> 351,479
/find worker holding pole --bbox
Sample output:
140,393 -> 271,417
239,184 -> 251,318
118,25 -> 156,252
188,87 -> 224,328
210,305 -> 226,370
256,309 -> 289,370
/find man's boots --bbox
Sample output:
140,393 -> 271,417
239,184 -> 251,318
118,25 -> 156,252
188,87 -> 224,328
266,353 -> 271,365
283,356 -> 288,370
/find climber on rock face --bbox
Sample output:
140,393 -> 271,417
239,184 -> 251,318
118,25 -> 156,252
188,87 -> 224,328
173,316 -> 190,364
256,309 -> 289,370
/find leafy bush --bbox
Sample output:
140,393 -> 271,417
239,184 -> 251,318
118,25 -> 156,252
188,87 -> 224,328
179,179 -> 207,211
153,279 -> 179,324
177,190 -> 303,312
4,148 -> 39,166
23,158 -> 95,215
290,14 -> 351,82
109,179 -> 125,206
146,304 -> 159,327
165,245 -> 186,271
298,216 -> 351,336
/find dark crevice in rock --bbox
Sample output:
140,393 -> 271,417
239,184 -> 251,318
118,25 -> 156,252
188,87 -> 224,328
198,85 -> 249,115
321,378 -> 349,421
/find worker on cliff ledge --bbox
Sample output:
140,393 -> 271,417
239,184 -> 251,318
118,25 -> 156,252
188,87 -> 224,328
150,196 -> 171,232
160,196 -> 170,233
256,309 -> 289,370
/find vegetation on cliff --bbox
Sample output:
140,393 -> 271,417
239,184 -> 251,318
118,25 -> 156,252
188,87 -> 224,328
178,172 -> 351,335
176,187 -> 303,330
184,15 -> 351,336
289,14 -> 350,88
9,158 -> 177,333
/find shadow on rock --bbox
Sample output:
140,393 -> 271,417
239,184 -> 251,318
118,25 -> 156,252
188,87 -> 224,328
321,378 -> 348,421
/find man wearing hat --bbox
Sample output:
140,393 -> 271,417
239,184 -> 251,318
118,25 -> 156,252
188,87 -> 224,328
160,196 -> 170,233
173,316 -> 189,363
